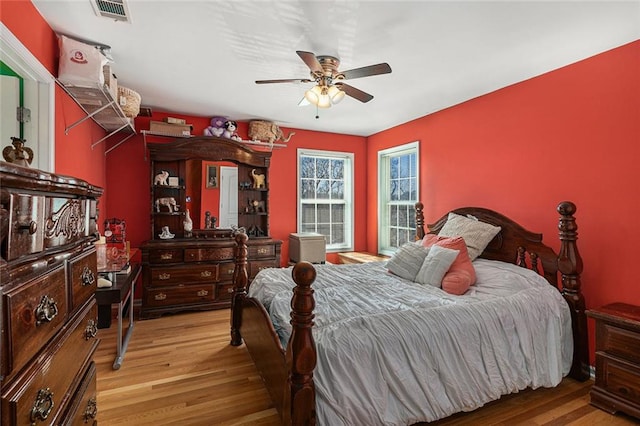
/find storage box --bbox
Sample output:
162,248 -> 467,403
289,232 -> 326,264
149,120 -> 192,136
164,117 -> 186,125
102,64 -> 118,100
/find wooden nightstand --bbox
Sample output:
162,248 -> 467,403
338,252 -> 389,264
586,302 -> 640,420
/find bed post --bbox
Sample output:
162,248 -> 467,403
283,262 -> 317,426
557,201 -> 590,381
231,232 -> 249,346
415,201 -> 425,240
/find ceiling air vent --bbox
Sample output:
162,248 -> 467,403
90,0 -> 131,23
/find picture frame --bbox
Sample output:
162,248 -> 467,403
206,165 -> 219,189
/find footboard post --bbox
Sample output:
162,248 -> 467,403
283,262 -> 317,426
557,201 -> 590,381
231,232 -> 249,346
415,201 -> 425,240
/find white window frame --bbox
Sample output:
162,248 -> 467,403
297,148 -> 354,252
1,23 -> 55,172
378,141 -> 419,256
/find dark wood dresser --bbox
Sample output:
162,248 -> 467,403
587,302 -> 640,419
0,163 -> 102,425
140,237 -> 281,319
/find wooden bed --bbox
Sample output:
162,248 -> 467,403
230,201 -> 590,425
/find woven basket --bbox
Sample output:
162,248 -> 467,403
118,86 -> 141,117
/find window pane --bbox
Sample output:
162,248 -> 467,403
317,204 -> 330,223
302,224 -> 316,233
398,206 -> 408,227
331,181 -> 343,199
399,179 -> 410,201
301,179 -> 315,199
331,159 -> 344,179
331,224 -> 344,244
390,228 -> 397,247
390,157 -> 399,179
331,204 -> 344,223
390,205 -> 397,226
317,224 -> 330,237
390,180 -> 399,201
301,204 -> 315,223
317,179 -> 330,199
316,159 -> 330,178
399,155 -> 410,178
300,157 -> 315,179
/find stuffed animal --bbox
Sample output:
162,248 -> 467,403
204,116 -> 227,137
223,120 -> 242,141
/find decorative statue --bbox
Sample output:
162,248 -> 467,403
154,170 -> 169,185
250,169 -> 266,189
158,226 -> 175,239
155,197 -> 178,212
183,209 -> 193,237
248,120 -> 295,144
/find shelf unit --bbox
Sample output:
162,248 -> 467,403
58,81 -> 136,153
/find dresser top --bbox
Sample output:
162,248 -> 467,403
587,302 -> 640,328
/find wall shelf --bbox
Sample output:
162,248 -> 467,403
58,81 -> 136,153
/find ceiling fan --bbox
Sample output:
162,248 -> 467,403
255,51 -> 392,108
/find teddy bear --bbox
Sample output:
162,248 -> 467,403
222,120 -> 242,141
203,116 -> 227,137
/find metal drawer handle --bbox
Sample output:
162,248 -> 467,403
257,248 -> 268,255
84,319 -> 98,340
35,295 -> 58,326
227,288 -> 233,293
158,273 -> 170,280
160,253 -> 173,260
227,268 -> 234,275
155,293 -> 167,301
30,387 -> 54,424
197,289 -> 209,297
200,270 -> 212,278
18,220 -> 38,235
83,397 -> 97,422
81,266 -> 95,287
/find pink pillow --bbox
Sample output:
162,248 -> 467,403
422,234 -> 476,295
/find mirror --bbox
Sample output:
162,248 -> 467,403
185,160 -> 237,230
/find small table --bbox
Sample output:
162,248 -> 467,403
338,252 -> 389,264
95,263 -> 141,370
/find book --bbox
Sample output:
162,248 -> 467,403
164,116 -> 186,125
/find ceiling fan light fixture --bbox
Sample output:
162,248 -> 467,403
304,85 -> 322,105
328,85 -> 345,104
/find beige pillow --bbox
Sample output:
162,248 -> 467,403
387,243 -> 430,281
438,212 -> 501,260
414,245 -> 460,288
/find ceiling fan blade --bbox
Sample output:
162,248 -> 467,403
255,78 -> 314,84
296,50 -> 323,74
341,63 -> 392,80
335,83 -> 374,103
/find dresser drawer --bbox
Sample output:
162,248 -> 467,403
1,301 -> 98,426
249,260 -> 277,279
149,248 -> 184,264
597,322 -> 640,364
43,198 -> 87,249
149,265 -> 219,286
218,261 -> 236,282
62,362 -> 97,426
185,247 -> 234,262
3,266 -> 68,379
248,244 -> 276,259
595,353 -> 640,405
67,249 -> 97,312
144,284 -> 216,307
217,283 -> 234,301
5,192 -> 45,261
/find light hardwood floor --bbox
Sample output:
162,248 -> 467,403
96,309 -> 639,425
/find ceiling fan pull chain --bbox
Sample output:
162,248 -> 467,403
315,104 -> 320,120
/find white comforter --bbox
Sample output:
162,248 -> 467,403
248,259 -> 573,426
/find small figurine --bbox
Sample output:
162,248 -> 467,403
205,211 -> 212,229
2,137 -> 34,167
155,197 -> 178,212
159,226 -> 175,239
183,209 -> 193,237
250,169 -> 266,189
154,170 -> 169,185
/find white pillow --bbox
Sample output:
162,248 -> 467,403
387,243 -> 430,281
415,245 -> 460,287
438,212 -> 501,260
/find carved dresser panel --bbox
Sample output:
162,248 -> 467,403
0,163 -> 102,425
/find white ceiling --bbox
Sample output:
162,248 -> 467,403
32,1 -> 640,137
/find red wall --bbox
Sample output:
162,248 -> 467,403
3,1 -> 109,214
368,40 -> 640,359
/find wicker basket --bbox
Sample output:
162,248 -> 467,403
118,86 -> 141,117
